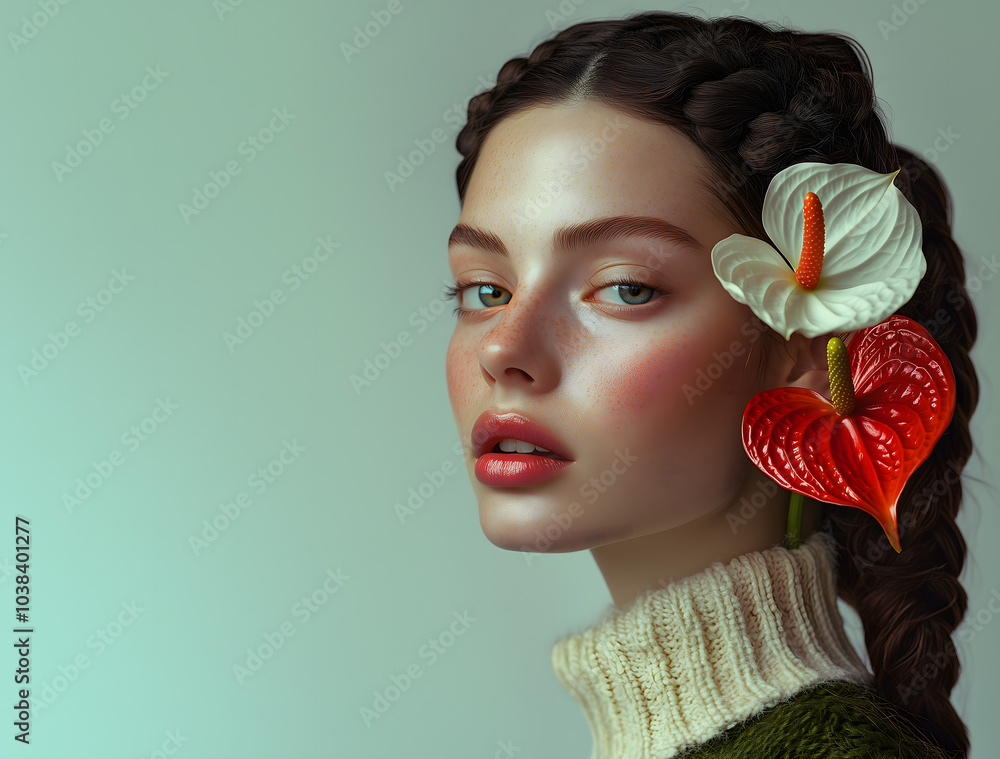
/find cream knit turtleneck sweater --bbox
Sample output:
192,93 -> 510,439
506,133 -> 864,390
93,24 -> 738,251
550,530 -> 872,759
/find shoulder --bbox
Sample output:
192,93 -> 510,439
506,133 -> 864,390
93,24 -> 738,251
680,681 -> 950,759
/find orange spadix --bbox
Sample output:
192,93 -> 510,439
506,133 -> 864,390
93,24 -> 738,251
795,192 -> 825,289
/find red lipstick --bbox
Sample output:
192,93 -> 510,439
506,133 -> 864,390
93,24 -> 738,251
471,410 -> 574,487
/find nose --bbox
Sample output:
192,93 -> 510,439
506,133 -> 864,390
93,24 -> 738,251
477,287 -> 561,393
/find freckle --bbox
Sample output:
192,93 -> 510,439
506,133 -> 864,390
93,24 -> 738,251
591,352 -> 652,414
447,341 -> 483,408
551,316 -> 580,359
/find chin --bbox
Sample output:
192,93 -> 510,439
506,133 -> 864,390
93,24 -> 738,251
477,496 -> 573,553
475,496 -> 629,554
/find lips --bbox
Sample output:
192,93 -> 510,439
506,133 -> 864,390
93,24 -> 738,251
471,410 -> 574,461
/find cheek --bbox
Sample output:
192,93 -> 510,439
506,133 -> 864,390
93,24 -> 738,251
588,315 -> 755,415
589,328 -> 694,414
445,335 -> 480,418
584,310 -> 758,477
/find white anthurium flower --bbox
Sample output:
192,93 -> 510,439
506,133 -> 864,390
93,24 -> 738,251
711,162 -> 926,339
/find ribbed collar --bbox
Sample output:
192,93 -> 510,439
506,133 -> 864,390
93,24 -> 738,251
550,531 -> 872,758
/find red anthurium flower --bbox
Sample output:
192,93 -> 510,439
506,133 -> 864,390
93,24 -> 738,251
742,314 -> 956,552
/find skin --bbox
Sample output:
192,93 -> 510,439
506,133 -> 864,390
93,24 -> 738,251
446,100 -> 830,610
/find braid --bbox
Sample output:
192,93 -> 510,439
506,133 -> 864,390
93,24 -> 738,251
456,20 -> 631,198
825,146 -> 977,757
452,12 -> 976,756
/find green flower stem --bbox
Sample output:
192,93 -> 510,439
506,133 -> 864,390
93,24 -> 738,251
785,490 -> 804,550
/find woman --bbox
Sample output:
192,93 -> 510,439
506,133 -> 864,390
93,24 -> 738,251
443,11 -> 976,757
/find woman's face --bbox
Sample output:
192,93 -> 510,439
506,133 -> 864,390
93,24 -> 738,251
446,100 -> 785,553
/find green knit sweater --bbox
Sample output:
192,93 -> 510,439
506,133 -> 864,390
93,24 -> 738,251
679,680 -> 948,758
550,532 -> 951,758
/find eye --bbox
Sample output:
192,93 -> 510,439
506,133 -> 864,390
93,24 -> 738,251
441,279 -> 512,315
441,275 -> 669,317
592,275 -> 667,307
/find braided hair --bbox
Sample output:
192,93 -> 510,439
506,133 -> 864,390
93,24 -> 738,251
453,12 -> 977,757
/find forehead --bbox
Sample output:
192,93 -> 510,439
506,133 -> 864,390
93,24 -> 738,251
462,100 -> 718,222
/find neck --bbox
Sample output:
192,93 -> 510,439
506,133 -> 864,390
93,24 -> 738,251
591,474 -> 820,609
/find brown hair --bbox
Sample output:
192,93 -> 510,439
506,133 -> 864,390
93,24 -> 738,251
452,11 -> 978,756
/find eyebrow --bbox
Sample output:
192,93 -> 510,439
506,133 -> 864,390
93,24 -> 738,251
447,215 -> 704,258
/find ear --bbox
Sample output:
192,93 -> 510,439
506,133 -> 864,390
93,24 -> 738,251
778,330 -> 857,395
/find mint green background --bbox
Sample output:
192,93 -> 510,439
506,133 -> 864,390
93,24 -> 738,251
1,1 -> 996,756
